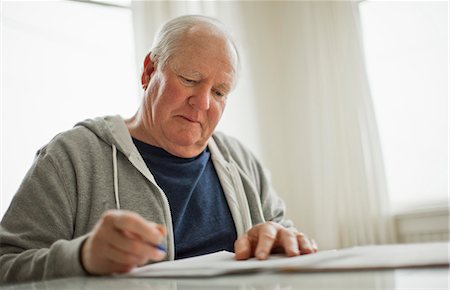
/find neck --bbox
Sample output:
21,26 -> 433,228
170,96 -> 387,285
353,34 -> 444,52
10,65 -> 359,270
125,110 -> 207,158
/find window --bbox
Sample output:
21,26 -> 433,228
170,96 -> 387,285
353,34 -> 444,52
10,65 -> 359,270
1,0 -> 139,218
359,1 -> 448,212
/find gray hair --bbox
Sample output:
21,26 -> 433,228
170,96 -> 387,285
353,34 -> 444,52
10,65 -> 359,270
150,15 -> 240,72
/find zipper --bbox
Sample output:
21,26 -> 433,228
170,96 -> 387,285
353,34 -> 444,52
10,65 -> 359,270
227,161 -> 253,232
128,154 -> 175,261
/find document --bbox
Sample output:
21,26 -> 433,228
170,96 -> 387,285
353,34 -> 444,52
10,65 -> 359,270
124,241 -> 449,278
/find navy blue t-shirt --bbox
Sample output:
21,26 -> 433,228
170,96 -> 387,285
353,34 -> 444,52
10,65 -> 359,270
133,138 -> 237,259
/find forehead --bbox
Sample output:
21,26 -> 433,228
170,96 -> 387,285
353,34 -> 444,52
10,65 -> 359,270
168,30 -> 237,87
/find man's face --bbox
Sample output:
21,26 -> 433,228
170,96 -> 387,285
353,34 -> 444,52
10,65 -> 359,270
141,32 -> 237,158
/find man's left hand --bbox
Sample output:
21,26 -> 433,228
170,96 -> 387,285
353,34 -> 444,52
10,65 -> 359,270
234,222 -> 318,260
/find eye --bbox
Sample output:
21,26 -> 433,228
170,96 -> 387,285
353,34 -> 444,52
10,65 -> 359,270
212,89 -> 225,98
179,76 -> 197,85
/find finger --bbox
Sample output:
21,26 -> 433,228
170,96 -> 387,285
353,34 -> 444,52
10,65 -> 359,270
107,211 -> 166,246
113,212 -> 165,245
100,211 -> 167,263
278,229 -> 300,257
234,235 -> 252,260
101,226 -> 140,254
106,243 -> 143,267
107,261 -> 135,274
109,228 -> 166,262
156,224 -> 167,236
121,230 -> 166,262
98,223 -> 147,256
311,238 -> 319,252
102,256 -> 136,274
89,258 -> 134,275
296,232 -> 314,254
254,224 -> 278,260
82,235 -> 135,275
123,226 -> 166,251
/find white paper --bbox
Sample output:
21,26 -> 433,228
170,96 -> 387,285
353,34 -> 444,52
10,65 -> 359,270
123,241 -> 449,278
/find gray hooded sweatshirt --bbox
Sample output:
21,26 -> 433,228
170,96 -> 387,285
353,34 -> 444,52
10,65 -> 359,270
0,115 -> 293,283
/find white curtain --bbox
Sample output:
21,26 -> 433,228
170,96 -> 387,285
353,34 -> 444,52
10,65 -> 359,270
131,1 -> 395,250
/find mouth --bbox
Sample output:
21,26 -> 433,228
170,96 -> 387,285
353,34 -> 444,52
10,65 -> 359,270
178,115 -> 201,125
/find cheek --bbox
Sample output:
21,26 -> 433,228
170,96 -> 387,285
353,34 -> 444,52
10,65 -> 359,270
163,81 -> 188,103
152,81 -> 188,115
208,101 -> 226,124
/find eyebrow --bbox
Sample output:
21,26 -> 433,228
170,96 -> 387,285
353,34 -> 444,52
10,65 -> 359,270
172,65 -> 203,79
172,65 -> 232,92
215,83 -> 231,93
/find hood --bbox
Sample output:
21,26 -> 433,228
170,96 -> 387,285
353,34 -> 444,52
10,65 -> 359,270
75,115 -> 135,158
75,115 -> 138,211
75,114 -> 160,195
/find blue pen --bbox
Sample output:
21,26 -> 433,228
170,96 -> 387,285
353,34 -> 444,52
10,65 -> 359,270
148,242 -> 166,252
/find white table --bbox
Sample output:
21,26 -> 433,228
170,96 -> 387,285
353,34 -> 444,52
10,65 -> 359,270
2,267 -> 448,290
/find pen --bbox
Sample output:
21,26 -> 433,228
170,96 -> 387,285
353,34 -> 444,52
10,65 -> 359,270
147,242 -> 166,252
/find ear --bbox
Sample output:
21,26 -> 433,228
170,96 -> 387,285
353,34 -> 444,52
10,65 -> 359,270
141,52 -> 155,90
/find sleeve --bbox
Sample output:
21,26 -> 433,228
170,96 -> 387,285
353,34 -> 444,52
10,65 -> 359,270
215,132 -> 296,231
253,158 -> 296,230
0,148 -> 88,283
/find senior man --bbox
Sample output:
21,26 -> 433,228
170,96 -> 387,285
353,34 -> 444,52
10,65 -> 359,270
0,15 -> 317,283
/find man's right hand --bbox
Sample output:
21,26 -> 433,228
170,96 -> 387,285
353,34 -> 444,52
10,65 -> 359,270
81,210 -> 167,275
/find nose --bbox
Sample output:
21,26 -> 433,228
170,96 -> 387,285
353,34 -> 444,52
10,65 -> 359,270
188,85 -> 211,111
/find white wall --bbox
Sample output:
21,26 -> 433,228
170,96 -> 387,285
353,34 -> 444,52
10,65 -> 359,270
1,1 -> 139,218
359,1 -> 448,211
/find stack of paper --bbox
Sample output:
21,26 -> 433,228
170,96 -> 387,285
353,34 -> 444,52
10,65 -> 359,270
124,241 -> 449,278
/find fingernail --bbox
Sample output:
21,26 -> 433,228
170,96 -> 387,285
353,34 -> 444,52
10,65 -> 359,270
154,249 -> 166,260
256,251 -> 267,259
305,247 -> 314,254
